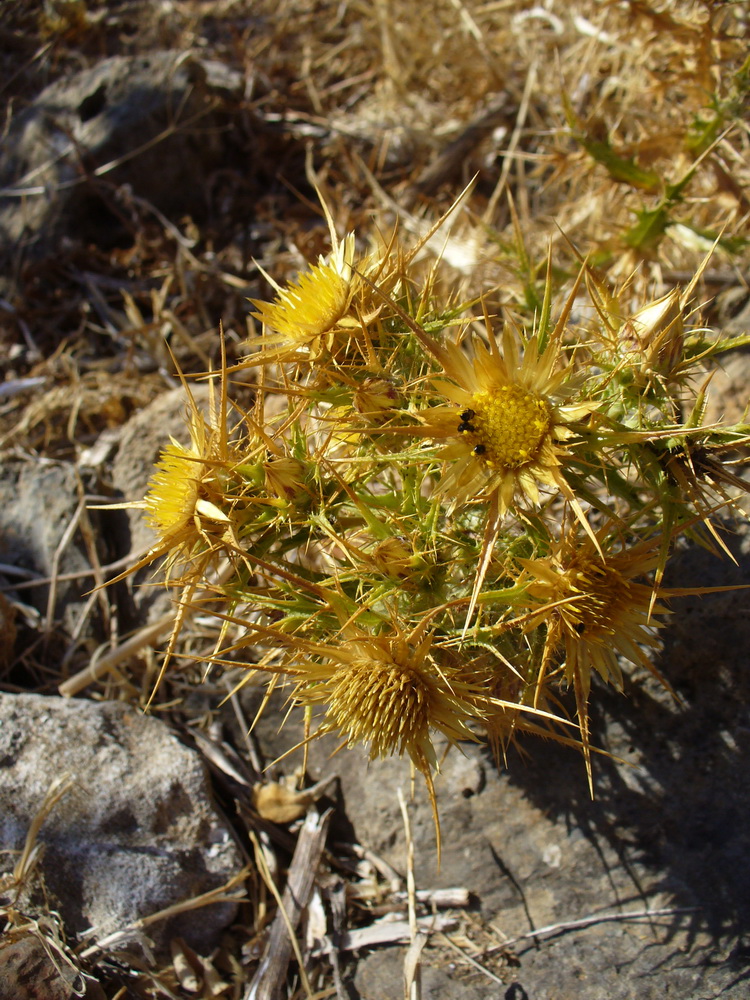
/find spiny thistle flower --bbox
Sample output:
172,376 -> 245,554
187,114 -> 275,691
511,523 -> 673,782
416,319 -> 594,515
404,293 -> 600,627
143,432 -> 231,577
248,229 -> 358,364
145,441 -> 202,541
282,618 -> 487,855
102,369 -> 243,586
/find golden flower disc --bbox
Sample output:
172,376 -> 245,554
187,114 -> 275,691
328,658 -> 429,759
465,386 -> 552,470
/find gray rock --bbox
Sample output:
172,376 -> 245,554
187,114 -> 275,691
702,349 -> 750,427
0,693 -> 244,955
0,51 -> 245,265
0,459 -> 91,633
0,935 -> 106,1000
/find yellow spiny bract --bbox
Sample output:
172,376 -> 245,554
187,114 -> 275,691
144,441 -> 202,542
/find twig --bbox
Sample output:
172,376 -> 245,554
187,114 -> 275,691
321,879 -> 351,1000
58,611 -> 176,697
335,841 -> 403,891
398,787 -> 423,1000
311,915 -> 458,955
58,560 -> 236,696
44,495 -> 85,633
246,808 -> 332,1000
0,377 -> 46,400
225,678 -> 266,775
491,906 -> 700,951
438,934 -> 506,987
483,60 -> 537,225
4,544 -> 153,591
402,95 -> 507,208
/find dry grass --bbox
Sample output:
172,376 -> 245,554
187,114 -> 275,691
1,0 -> 749,996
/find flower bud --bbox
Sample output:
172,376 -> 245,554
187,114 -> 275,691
353,377 -> 401,418
264,457 -> 308,502
371,536 -> 413,579
629,288 -> 684,376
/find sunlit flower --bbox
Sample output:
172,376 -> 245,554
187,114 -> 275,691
97,371 -> 246,591
416,320 -> 594,516
144,442 -> 201,541
248,231 -> 358,364
287,619 -> 487,855
142,414 -> 237,580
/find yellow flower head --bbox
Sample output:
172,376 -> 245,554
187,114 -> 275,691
248,230 -> 357,364
143,416 -> 234,579
418,321 -> 593,515
289,620 -> 486,854
517,527 -> 669,696
138,365 -> 262,580
144,440 -> 202,542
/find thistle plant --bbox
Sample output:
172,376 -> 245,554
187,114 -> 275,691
117,194 -> 749,853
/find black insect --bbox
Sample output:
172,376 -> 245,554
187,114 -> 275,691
473,444 -> 486,455
457,407 -> 476,434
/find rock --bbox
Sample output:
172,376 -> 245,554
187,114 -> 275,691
354,947 -> 493,1000
702,349 -> 750,427
0,935 -> 105,1000
0,693 -> 244,956
0,459 -> 92,634
0,51 -> 245,267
